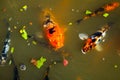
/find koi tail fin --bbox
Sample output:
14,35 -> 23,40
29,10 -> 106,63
3,19 -> 11,31
101,22 -> 114,32
107,22 -> 114,27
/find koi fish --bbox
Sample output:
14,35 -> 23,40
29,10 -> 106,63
79,22 -> 113,54
77,2 -> 119,23
0,20 -> 11,64
43,15 -> 64,50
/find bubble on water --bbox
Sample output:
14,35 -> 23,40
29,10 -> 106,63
9,17 -> 12,21
102,57 -> 105,61
49,8 -> 52,11
53,61 -> 56,64
27,43 -> 30,46
76,9 -> 79,12
114,64 -> 118,69
102,39 -> 105,42
14,26 -> 17,29
63,58 -> 68,66
68,22 -> 72,26
72,9 -> 75,11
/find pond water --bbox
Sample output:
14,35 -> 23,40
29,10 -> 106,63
0,0 -> 120,80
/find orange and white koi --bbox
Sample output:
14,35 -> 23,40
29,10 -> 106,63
80,23 -> 113,54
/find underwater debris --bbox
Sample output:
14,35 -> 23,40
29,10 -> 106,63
32,41 -> 37,45
14,26 -> 17,29
19,9 -> 23,12
10,47 -> 15,53
9,60 -> 12,65
63,58 -> 68,66
85,10 -> 92,15
103,13 -> 109,17
68,22 -> 73,26
2,8 -> 6,12
20,64 -> 26,71
19,5 -> 28,12
19,26 -> 28,40
29,22 -> 33,26
31,57 -> 46,69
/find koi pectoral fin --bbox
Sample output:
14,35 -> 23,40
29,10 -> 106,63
95,44 -> 103,52
78,33 -> 88,40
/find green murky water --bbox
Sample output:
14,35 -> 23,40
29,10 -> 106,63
0,0 -> 120,80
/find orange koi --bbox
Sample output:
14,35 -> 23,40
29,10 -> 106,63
43,15 -> 64,50
77,2 -> 120,23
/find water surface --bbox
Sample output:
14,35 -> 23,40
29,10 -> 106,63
0,0 -> 120,80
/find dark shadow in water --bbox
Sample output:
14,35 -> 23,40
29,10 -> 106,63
41,59 -> 63,80
10,54 -> 20,80
43,66 -> 50,80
